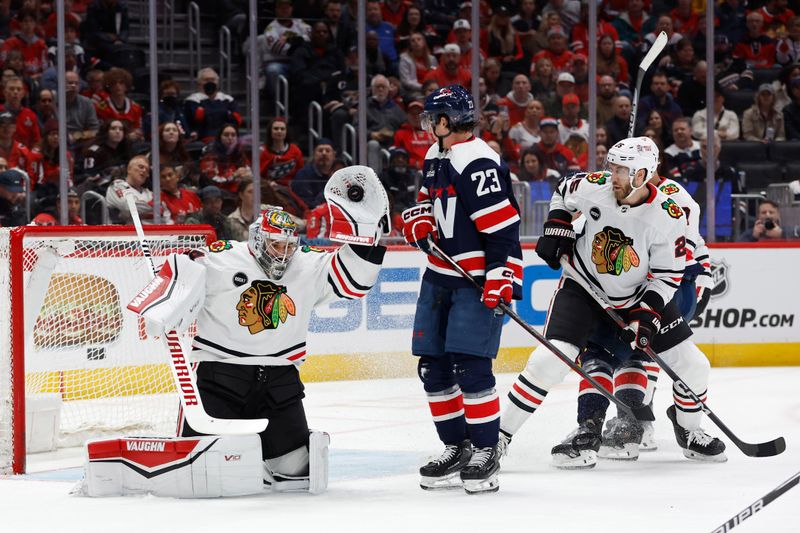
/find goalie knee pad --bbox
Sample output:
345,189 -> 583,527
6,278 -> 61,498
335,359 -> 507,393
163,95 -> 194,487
76,435 -> 263,498
263,430 -> 330,494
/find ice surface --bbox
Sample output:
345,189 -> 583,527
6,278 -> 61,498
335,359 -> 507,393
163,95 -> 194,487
2,367 -> 799,533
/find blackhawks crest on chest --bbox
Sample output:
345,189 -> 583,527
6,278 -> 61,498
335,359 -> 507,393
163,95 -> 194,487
236,280 -> 296,334
591,226 -> 640,276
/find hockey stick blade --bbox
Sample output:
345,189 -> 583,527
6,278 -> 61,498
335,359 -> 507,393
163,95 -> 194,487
629,31 -> 669,137
710,470 -> 800,532
125,195 -> 268,435
427,238 -> 654,422
560,257 -> 786,458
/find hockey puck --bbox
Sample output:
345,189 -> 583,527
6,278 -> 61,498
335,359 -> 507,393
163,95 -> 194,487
347,184 -> 364,202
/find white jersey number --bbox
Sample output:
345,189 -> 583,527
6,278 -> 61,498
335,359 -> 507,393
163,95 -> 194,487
471,168 -> 501,197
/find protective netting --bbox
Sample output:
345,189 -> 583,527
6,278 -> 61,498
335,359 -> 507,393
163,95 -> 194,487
0,228 -> 209,473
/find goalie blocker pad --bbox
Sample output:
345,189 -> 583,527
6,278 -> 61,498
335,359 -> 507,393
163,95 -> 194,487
76,435 -> 264,498
127,252 -> 206,336
324,165 -> 391,245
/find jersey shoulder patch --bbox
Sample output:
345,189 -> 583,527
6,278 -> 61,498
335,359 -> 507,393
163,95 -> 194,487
660,197 -> 684,220
585,171 -> 609,185
659,182 -> 681,195
301,245 -> 326,254
208,240 -> 233,253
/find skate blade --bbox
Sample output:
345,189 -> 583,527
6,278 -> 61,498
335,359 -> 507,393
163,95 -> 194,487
599,443 -> 640,461
420,472 -> 463,490
463,474 -> 499,494
639,441 -> 658,452
551,450 -> 597,469
683,449 -> 728,463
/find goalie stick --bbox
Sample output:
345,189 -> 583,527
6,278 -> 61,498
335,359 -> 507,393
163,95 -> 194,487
709,470 -> 800,532
560,257 -> 786,458
426,238 -> 655,422
629,31 -> 669,137
125,195 -> 268,435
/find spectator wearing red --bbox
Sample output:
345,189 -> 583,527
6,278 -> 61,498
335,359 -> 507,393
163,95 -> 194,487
571,2 -> 619,54
532,26 -> 574,75
81,69 -> 107,105
497,74 -> 535,127
508,99 -> 544,150
1,10 -> 48,79
596,34 -> 629,86
199,123 -> 251,194
776,15 -> 800,64
559,93 -> 589,168
184,68 -> 242,142
734,11 -> 777,69
669,0 -> 699,36
571,53 -> 590,102
392,99 -> 435,170
398,32 -> 438,94
95,67 -> 144,141
484,5 -> 525,72
45,0 -> 83,39
159,164 -> 201,224
259,117 -> 304,187
30,119 -> 73,189
0,111 -> 33,175
757,0 -> 796,38
423,44 -> 471,87
451,19 -> 486,71
381,0 -> 409,28
534,117 -> 579,176
395,5 -> 439,53
1,76 -> 40,149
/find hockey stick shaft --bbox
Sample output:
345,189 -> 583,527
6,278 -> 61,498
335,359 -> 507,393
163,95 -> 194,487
427,239 -> 654,422
710,470 -> 800,532
125,195 -> 268,435
628,31 -> 669,137
560,257 -> 785,457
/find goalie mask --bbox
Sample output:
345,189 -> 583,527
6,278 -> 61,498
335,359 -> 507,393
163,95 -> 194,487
248,209 -> 300,280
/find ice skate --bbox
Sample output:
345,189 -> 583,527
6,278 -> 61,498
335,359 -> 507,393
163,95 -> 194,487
419,440 -> 471,490
460,446 -> 500,494
666,405 -> 727,462
639,419 -> 657,451
551,418 -> 602,469
497,430 -> 512,459
599,416 -> 644,460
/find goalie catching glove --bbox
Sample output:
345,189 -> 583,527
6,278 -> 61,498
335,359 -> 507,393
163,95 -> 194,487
324,165 -> 391,246
401,203 -> 437,254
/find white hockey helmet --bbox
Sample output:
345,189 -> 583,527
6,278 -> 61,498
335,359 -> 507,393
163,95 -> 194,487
248,208 -> 300,280
606,136 -> 659,188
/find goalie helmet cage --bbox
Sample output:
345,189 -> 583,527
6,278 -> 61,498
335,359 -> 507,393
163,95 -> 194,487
0,225 -> 215,474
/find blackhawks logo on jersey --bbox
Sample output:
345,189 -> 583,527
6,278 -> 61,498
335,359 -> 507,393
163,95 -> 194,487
659,183 -> 680,195
236,280 -> 296,334
661,198 -> 684,219
586,171 -> 608,185
209,240 -> 233,253
591,226 -> 640,276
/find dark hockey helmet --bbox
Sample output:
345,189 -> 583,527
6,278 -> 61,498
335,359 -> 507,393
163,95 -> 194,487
248,208 -> 300,280
421,85 -> 476,132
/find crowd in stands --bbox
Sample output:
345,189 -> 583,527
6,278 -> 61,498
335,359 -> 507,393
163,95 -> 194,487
0,0 -> 799,242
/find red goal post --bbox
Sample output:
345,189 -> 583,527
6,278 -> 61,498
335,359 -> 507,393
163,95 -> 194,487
0,225 -> 215,474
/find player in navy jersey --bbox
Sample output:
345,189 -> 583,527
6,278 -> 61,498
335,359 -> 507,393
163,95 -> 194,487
401,85 -> 523,494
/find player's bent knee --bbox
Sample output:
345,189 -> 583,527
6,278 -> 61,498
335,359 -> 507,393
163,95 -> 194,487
453,354 -> 494,393
661,341 -> 710,389
78,435 -> 264,498
523,340 -> 577,389
417,356 -> 455,392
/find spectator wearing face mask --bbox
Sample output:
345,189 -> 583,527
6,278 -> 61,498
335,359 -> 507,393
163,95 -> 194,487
380,147 -> 416,213
184,68 -> 241,142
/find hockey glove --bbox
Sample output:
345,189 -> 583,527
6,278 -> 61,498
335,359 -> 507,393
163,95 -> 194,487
482,266 -> 514,309
623,307 -> 662,352
536,218 -> 575,270
401,203 -> 437,254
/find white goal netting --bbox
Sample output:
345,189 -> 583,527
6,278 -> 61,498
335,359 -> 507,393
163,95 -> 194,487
0,227 -> 211,474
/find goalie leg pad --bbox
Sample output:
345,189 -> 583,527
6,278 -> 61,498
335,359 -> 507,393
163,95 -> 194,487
263,430 -> 330,494
77,435 -> 263,498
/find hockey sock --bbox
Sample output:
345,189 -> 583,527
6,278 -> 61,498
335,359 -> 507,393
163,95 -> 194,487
576,356 -> 613,423
503,370 -> 549,436
418,356 -> 467,444
454,354 -> 499,448
613,359 -> 648,410
673,383 -> 706,430
642,361 -> 660,406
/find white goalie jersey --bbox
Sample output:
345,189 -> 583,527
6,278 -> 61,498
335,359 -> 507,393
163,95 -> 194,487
554,171 -> 688,311
190,240 -> 382,366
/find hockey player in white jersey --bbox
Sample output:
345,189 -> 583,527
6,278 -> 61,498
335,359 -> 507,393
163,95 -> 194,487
499,136 -> 726,467
127,166 -> 390,494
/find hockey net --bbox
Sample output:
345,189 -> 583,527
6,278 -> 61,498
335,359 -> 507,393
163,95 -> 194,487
0,225 -> 214,474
